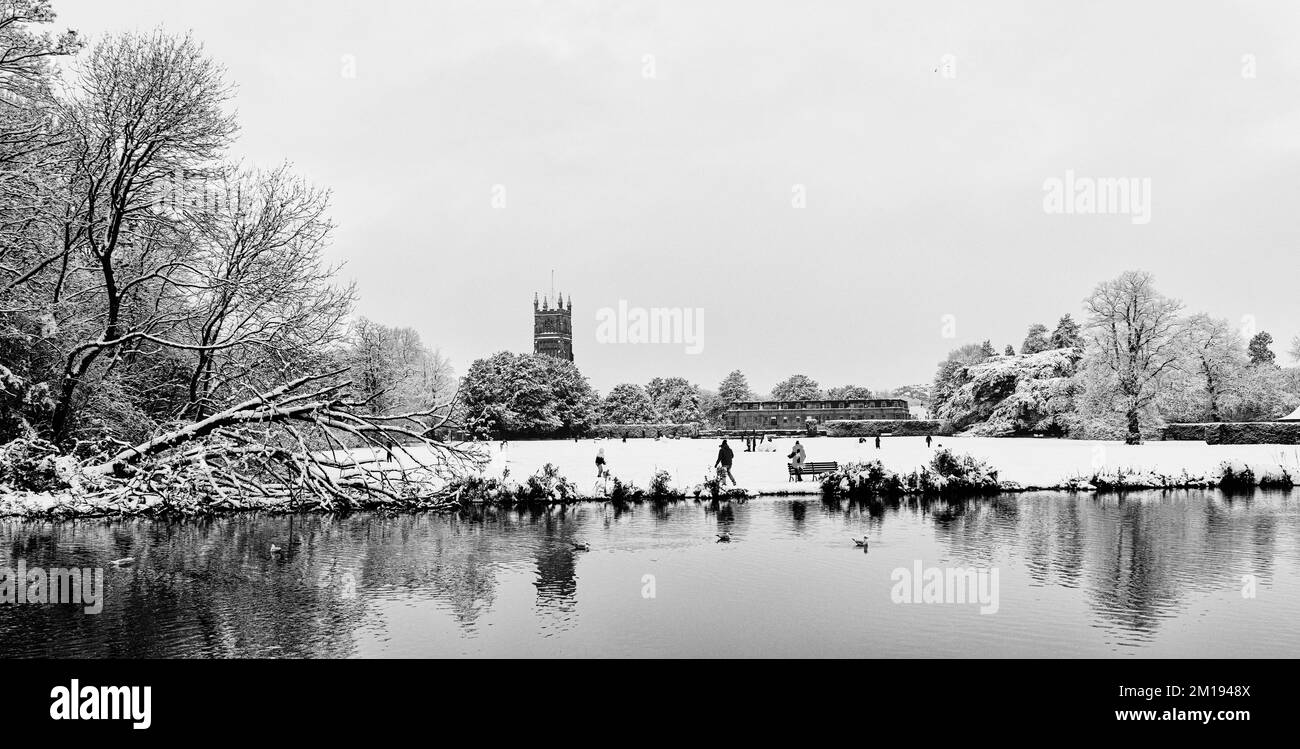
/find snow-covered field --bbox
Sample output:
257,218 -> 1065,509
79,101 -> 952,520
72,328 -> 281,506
480,436 -> 1300,495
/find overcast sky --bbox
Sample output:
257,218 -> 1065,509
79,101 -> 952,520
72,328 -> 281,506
53,0 -> 1300,394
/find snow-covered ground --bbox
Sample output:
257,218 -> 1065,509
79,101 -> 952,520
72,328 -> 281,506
480,436 -> 1300,496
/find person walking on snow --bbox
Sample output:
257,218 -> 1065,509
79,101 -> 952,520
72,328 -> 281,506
715,439 -> 737,486
595,448 -> 607,477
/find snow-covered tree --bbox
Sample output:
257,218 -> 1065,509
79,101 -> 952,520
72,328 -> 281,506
348,318 -> 454,419
1174,314 -> 1244,423
1050,314 -> 1083,349
889,384 -> 932,405
1226,364 -> 1299,421
716,370 -> 754,406
936,348 -> 1082,436
1083,271 -> 1184,444
826,384 -> 873,399
931,343 -> 993,416
461,352 -> 597,437
647,377 -> 705,423
769,374 -> 822,400
599,383 -> 657,424
1020,324 -> 1052,355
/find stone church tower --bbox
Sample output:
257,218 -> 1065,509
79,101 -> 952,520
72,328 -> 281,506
533,292 -> 573,362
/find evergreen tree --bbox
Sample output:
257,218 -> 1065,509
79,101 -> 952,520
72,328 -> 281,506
1021,324 -> 1052,355
717,370 -> 754,406
1248,331 -> 1276,366
1050,314 -> 1083,349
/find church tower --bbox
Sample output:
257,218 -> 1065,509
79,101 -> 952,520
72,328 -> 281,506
533,291 -> 574,362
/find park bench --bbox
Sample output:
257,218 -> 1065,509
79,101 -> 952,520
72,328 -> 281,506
788,461 -> 839,481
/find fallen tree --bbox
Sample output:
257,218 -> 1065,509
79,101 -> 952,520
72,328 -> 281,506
6,370 -> 486,516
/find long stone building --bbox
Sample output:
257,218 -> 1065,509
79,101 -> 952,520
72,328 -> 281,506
723,398 -> 912,431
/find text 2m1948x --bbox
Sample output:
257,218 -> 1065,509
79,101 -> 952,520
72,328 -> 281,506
1119,685 -> 1252,699
1185,685 -> 1251,698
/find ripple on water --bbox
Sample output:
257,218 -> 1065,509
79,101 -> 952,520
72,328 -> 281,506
1,489 -> 1298,657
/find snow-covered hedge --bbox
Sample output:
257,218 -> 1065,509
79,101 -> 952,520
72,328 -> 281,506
588,423 -> 700,439
1162,422 -> 1300,445
824,419 -> 943,437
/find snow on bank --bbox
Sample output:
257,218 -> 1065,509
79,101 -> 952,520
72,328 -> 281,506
478,436 -> 1300,495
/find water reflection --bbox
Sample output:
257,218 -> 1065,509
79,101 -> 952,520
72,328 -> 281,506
1,489 -> 1297,658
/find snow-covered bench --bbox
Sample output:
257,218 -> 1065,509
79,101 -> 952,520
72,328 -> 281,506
788,461 -> 838,480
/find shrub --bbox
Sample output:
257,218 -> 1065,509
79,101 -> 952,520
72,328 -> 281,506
607,476 -> 644,503
820,449 -> 1000,500
696,475 -> 748,501
647,470 -> 675,498
1217,461 -> 1256,491
1215,461 -> 1295,490
1259,468 -> 1294,489
522,463 -> 579,502
447,463 -> 578,505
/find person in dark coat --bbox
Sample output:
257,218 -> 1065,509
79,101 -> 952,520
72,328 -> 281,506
926,434 -> 933,448
875,435 -> 881,449
715,440 -> 736,486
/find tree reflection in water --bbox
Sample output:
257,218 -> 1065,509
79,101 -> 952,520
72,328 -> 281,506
0,488 -> 1296,658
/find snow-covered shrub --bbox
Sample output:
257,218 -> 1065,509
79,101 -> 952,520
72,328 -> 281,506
522,463 -> 579,502
647,470 -> 676,498
820,449 -> 1001,499
0,438 -> 74,492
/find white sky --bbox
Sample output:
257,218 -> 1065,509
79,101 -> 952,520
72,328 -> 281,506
51,0 -> 1300,393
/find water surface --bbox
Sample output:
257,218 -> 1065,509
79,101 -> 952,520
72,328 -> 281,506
2,489 -> 1298,658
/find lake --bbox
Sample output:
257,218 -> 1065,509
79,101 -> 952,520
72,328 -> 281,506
2,488 -> 1298,658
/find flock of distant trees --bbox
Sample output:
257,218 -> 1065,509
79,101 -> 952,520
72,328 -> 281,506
931,270 -> 1300,444
457,354 -> 930,439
